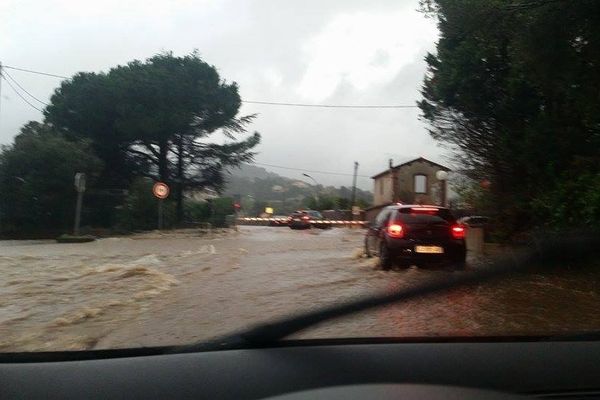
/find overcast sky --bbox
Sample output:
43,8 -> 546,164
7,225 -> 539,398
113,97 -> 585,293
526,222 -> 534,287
1,0 -> 442,190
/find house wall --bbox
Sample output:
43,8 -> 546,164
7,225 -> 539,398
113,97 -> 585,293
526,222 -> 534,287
395,159 -> 445,205
373,171 -> 393,206
372,160 -> 447,206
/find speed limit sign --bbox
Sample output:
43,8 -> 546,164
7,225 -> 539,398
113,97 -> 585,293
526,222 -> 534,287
152,182 -> 170,199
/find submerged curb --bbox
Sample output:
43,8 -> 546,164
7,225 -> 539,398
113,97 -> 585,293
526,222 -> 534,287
56,234 -> 96,243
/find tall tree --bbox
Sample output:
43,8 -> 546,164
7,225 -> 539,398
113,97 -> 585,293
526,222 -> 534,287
45,52 -> 261,223
419,0 -> 600,232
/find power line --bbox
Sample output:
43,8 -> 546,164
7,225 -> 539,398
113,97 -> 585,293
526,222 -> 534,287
2,70 -> 49,106
1,75 -> 43,112
242,100 -> 418,109
3,65 -> 420,109
3,65 -> 68,79
253,161 -> 372,178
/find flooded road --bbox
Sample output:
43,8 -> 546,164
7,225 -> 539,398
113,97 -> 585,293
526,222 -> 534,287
1,226 -> 599,351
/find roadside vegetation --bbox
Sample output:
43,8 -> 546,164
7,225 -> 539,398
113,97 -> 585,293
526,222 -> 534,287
419,0 -> 600,238
0,52 -> 260,236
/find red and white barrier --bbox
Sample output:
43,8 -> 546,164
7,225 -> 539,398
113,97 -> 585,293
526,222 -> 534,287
236,217 -> 366,225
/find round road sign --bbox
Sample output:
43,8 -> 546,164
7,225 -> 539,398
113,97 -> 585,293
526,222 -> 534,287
153,182 -> 170,199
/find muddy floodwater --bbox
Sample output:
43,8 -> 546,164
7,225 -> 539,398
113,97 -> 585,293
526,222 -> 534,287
1,226 -> 600,351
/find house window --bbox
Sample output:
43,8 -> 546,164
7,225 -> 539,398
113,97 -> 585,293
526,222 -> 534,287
379,180 -> 384,195
414,174 -> 427,194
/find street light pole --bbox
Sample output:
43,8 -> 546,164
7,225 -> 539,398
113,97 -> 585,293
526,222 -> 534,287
302,173 -> 318,186
302,173 -> 319,207
436,170 -> 449,207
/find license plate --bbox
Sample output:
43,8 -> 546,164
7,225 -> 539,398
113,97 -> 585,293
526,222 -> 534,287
415,245 -> 444,254
293,218 -> 300,221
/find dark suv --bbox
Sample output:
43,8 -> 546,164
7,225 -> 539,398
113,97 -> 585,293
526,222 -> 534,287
365,205 -> 467,269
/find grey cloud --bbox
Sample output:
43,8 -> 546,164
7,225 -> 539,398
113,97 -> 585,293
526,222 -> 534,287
1,0 -> 441,191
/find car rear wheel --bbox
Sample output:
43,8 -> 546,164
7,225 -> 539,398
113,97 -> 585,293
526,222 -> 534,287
452,260 -> 466,270
379,243 -> 392,270
450,256 -> 467,270
448,251 -> 467,270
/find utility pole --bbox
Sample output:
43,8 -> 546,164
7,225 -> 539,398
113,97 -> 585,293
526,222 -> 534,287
350,161 -> 359,207
389,158 -> 397,202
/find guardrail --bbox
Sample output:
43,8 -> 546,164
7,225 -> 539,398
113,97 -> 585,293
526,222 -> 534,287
236,217 -> 366,226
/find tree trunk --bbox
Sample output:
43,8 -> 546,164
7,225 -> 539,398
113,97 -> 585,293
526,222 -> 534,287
158,140 -> 169,182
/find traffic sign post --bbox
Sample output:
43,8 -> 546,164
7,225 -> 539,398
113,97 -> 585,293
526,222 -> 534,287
73,173 -> 86,236
158,200 -> 164,230
152,182 -> 170,230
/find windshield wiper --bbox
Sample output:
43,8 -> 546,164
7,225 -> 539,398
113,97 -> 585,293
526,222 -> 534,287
173,232 -> 599,354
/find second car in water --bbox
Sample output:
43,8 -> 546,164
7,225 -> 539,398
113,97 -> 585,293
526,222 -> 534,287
288,210 -> 325,230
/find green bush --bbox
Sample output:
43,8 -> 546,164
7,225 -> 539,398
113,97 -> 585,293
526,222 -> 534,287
115,178 -> 176,231
532,172 -> 600,230
208,197 -> 234,227
184,200 -> 211,222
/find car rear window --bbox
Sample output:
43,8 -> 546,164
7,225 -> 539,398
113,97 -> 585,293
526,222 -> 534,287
397,207 -> 456,224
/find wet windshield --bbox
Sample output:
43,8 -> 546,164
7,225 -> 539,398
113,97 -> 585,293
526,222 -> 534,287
399,208 -> 455,223
0,0 -> 599,352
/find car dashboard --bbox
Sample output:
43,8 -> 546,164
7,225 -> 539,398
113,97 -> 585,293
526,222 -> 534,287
1,339 -> 600,399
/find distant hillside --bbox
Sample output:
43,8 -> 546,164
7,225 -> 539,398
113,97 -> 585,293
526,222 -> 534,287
227,164 -> 280,180
223,164 -> 373,215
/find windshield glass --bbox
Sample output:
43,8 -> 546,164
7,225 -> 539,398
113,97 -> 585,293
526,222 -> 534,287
398,208 -> 455,223
1,0 -> 599,352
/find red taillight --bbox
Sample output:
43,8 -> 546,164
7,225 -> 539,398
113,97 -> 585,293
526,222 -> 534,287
301,215 -> 310,221
387,223 -> 404,238
410,207 -> 438,212
451,224 -> 466,239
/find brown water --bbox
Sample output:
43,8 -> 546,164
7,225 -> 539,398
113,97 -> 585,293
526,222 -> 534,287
0,227 -> 599,352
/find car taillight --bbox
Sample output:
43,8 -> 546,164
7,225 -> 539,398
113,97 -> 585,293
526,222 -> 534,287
410,207 -> 438,212
451,224 -> 466,239
387,223 -> 404,238
302,215 -> 310,220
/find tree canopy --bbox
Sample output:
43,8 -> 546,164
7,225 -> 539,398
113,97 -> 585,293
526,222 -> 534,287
419,0 -> 600,232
